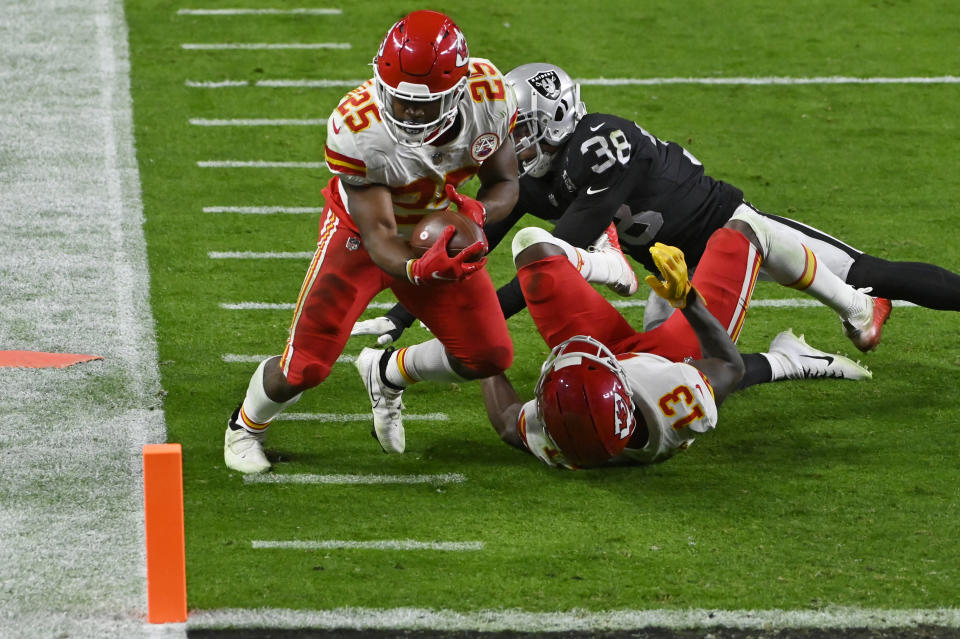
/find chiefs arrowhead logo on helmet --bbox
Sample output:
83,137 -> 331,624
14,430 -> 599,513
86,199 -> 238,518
534,335 -> 637,468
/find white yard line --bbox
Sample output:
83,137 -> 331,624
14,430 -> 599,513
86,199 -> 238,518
276,412 -> 449,422
253,540 -> 485,551
188,606 -> 960,632
209,250 -> 315,259
182,42 -> 350,50
205,206 -> 325,213
244,472 -> 464,485
178,8 -> 342,15
220,301 -> 395,310
190,118 -> 327,126
221,353 -> 355,363
198,160 -> 326,168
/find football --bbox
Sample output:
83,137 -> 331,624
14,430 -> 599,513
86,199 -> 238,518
409,209 -> 487,260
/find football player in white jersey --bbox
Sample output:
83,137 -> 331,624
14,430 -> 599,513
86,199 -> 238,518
481,213 -> 863,468
224,10 -> 520,473
481,237 -> 743,468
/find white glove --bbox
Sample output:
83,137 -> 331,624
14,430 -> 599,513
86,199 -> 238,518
351,316 -> 401,346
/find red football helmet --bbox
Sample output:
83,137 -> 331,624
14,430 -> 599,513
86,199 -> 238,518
534,335 -> 637,468
372,10 -> 470,146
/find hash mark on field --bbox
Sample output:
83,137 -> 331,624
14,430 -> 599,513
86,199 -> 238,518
190,118 -> 327,126
198,160 -> 325,168
220,301 -> 395,310
277,412 -> 449,422
253,539 -> 484,551
182,42 -> 350,50
209,251 -> 314,259
178,8 -> 342,16
244,472 -> 464,485
221,353 -> 355,363
204,206 -> 324,214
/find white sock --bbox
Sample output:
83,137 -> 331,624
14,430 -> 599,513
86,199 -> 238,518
511,226 -> 623,285
238,358 -> 302,433
731,208 -> 870,323
383,339 -> 464,387
761,351 -> 798,381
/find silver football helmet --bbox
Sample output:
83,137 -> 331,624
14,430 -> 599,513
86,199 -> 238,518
504,63 -> 586,177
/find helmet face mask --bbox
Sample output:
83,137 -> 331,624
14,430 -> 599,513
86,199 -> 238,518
505,63 -> 586,176
534,335 -> 636,468
372,11 -> 470,147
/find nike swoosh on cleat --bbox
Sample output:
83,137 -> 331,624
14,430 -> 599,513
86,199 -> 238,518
801,354 -> 834,365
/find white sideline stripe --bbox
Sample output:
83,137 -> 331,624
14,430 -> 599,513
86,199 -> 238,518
198,160 -> 325,168
244,472 -> 464,485
220,301 -> 394,310
187,607 -> 960,631
190,118 -> 326,126
185,75 -> 960,89
182,42 -> 350,50
204,206 -> 324,214
222,353 -> 355,363
277,412 -> 449,422
178,8 -> 342,15
209,251 -> 315,259
252,540 -> 485,551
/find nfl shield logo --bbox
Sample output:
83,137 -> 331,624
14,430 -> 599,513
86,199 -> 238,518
346,237 -> 360,251
527,70 -> 561,100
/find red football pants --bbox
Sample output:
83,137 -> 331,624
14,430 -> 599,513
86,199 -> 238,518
517,227 -> 761,361
279,205 -> 512,387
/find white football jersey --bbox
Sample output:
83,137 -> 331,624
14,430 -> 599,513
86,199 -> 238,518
517,352 -> 718,468
323,58 -> 517,238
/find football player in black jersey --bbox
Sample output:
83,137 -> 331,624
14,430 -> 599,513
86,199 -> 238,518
354,62 -> 960,383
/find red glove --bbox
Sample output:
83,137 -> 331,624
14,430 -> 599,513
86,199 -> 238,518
444,184 -> 486,227
406,225 -> 487,285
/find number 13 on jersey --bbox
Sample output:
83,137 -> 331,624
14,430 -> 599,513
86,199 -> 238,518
658,385 -> 706,431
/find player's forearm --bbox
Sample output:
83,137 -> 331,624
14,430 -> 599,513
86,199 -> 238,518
476,178 -> 519,225
680,290 -> 741,367
364,233 -> 418,280
481,374 -> 525,450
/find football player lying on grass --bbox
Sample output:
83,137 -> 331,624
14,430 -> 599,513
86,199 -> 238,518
481,220 -> 868,468
357,62 -> 960,360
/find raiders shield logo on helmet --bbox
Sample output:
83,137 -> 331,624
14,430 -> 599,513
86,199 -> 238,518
527,70 -> 561,100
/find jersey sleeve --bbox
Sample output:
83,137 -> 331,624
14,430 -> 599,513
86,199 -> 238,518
324,83 -> 376,186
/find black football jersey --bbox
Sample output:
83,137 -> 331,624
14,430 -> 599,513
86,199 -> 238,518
514,112 -> 743,274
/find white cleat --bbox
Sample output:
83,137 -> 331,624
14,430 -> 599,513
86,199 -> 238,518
770,329 -> 872,381
842,295 -> 892,353
589,223 -> 638,296
224,407 -> 271,473
355,347 -> 406,453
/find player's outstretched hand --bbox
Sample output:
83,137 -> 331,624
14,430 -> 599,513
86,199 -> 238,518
644,242 -> 693,309
444,184 -> 486,227
351,316 -> 404,346
406,225 -> 487,285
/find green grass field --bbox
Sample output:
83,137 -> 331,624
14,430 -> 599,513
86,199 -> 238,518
124,0 -> 960,630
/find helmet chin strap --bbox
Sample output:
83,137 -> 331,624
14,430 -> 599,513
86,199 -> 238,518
524,148 -> 556,178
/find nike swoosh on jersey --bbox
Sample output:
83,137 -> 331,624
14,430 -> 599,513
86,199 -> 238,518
589,123 -> 604,131
586,186 -> 609,195
331,119 -> 341,134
